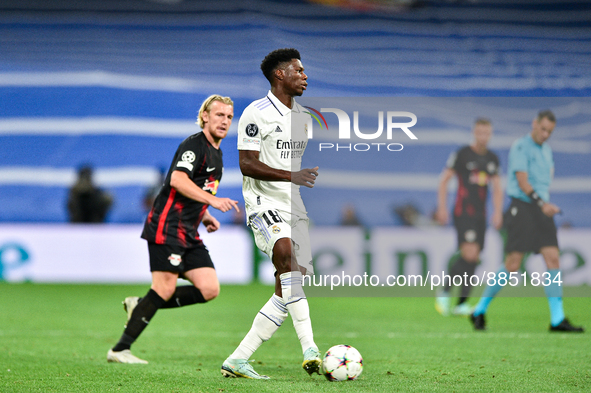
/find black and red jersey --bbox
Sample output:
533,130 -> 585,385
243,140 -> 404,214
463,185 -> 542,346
141,132 -> 223,247
447,145 -> 500,219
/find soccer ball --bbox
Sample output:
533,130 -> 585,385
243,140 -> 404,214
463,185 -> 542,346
322,344 -> 363,381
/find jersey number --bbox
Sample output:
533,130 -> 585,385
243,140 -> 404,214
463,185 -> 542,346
262,210 -> 283,226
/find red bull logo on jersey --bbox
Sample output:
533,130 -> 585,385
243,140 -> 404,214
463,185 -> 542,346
203,179 -> 219,195
470,170 -> 490,186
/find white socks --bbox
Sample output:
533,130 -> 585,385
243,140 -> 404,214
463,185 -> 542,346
229,271 -> 317,360
229,294 -> 287,360
280,271 -> 317,352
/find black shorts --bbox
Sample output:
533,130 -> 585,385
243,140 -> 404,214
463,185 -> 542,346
504,198 -> 558,254
147,242 -> 215,274
453,216 -> 486,250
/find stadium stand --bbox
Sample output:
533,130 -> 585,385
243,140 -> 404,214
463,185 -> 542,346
0,0 -> 590,226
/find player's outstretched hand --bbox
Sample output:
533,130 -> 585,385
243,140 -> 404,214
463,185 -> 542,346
211,197 -> 240,213
292,166 -> 319,188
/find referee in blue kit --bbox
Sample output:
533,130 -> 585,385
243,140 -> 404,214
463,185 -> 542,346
470,110 -> 583,332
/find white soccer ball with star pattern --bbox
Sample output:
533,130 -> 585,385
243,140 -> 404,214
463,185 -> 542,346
322,344 -> 363,381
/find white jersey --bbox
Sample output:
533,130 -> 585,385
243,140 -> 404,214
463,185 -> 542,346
237,91 -> 311,217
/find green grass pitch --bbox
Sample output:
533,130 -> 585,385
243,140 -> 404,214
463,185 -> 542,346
1,282 -> 589,392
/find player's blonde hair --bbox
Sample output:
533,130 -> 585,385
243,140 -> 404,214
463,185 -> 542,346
197,95 -> 234,128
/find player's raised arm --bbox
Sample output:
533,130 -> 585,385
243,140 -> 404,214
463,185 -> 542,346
239,150 -> 290,181
170,170 -> 239,213
239,150 -> 319,188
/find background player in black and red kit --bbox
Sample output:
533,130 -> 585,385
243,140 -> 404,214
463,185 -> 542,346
107,95 -> 239,364
435,118 -> 503,316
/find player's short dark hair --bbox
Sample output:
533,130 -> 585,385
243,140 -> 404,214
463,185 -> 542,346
537,110 -> 556,123
260,48 -> 301,83
474,117 -> 492,126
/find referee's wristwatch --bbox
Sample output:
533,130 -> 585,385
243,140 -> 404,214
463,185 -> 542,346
528,190 -> 545,208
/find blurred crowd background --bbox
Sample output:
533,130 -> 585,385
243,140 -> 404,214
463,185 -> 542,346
1,0 -> 590,227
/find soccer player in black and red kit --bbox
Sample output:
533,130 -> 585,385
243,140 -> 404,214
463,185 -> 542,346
107,95 -> 239,364
435,118 -> 503,316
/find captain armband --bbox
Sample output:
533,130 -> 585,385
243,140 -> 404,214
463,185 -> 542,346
528,190 -> 545,208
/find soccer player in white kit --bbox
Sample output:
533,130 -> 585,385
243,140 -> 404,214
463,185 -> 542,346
221,48 -> 321,379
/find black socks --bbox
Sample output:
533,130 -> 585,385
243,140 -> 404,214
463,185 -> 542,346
444,257 -> 478,304
458,260 -> 478,303
161,286 -> 206,309
112,286 -> 207,351
112,289 -> 165,352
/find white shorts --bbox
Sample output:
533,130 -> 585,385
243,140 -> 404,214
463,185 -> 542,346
247,207 -> 313,274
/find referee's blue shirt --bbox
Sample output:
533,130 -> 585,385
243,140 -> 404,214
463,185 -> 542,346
506,134 -> 554,203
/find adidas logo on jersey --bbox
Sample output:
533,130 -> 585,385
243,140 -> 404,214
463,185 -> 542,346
274,126 -> 283,133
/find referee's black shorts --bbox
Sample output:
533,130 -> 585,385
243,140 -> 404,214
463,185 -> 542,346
504,198 -> 558,254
